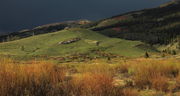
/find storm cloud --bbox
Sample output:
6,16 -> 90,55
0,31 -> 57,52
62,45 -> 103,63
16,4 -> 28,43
0,0 -> 170,34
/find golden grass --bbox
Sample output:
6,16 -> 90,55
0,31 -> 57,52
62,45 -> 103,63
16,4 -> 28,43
0,58 -> 66,96
129,59 -> 180,92
0,57 -> 180,96
68,73 -> 114,96
122,88 -> 139,96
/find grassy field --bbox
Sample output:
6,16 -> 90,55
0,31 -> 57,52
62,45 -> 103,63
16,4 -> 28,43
0,57 -> 180,96
0,1 -> 179,96
0,28 -> 156,58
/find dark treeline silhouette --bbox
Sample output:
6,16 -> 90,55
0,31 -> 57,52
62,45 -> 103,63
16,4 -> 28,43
90,1 -> 180,45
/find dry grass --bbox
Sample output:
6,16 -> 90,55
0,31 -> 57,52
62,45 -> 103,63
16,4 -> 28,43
122,88 -> 139,96
0,58 -> 121,96
131,59 -> 180,92
68,73 -> 114,96
0,58 -> 180,96
0,58 -> 66,96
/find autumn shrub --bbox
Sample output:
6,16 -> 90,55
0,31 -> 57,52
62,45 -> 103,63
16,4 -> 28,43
176,74 -> 180,90
132,59 -> 180,91
0,58 -> 180,96
122,88 -> 139,96
114,63 -> 130,74
77,63 -> 113,76
0,58 -> 122,96
68,73 -> 114,96
151,75 -> 169,92
0,59 -> 66,96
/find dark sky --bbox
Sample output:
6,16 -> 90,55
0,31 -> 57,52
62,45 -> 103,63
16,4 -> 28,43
0,0 -> 170,34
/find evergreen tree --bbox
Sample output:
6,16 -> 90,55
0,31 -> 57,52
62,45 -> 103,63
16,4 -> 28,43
172,50 -> 176,55
144,52 -> 150,58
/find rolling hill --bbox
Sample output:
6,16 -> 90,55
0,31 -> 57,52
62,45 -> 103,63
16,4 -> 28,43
0,28 -> 156,59
0,1 -> 180,59
88,0 -> 180,44
81,0 -> 180,54
0,20 -> 91,42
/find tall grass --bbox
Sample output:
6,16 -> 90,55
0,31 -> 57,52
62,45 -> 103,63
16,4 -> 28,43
0,58 -> 179,96
132,59 -> 179,91
114,58 -> 180,92
0,58 -> 124,96
0,58 -> 66,96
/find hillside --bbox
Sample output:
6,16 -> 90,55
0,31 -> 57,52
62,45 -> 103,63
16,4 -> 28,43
1,1 -> 180,96
0,28 -> 156,59
87,1 -> 180,46
0,20 -> 91,42
0,1 -> 179,58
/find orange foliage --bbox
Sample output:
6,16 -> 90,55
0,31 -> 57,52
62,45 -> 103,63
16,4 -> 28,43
0,58 -> 179,95
0,58 -> 66,96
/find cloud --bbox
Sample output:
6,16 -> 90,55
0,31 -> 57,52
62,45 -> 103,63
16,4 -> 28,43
0,0 -> 170,33
0,30 -> 6,35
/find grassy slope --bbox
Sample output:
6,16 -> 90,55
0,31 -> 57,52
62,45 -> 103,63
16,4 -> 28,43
88,1 -> 180,52
0,28 -> 155,57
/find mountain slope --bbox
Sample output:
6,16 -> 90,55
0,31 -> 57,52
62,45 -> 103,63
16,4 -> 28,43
88,1 -> 180,45
0,20 -> 91,42
0,28 -> 156,58
1,1 -> 179,58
